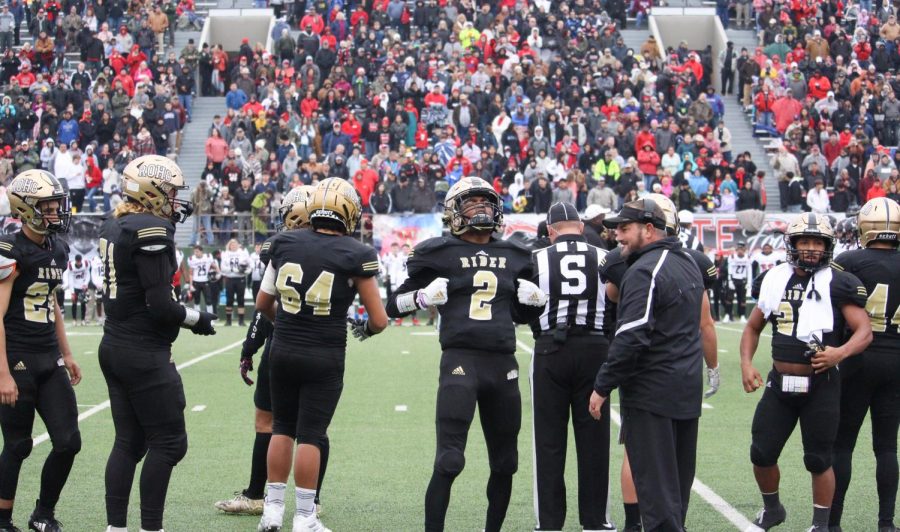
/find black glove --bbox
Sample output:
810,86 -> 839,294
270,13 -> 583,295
347,317 -> 376,342
191,311 -> 218,336
240,355 -> 254,386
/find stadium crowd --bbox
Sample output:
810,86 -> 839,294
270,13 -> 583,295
740,0 -> 900,213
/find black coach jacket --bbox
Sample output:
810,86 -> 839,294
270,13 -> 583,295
593,237 -> 704,420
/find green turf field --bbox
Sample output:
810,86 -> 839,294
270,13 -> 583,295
8,321 -> 886,531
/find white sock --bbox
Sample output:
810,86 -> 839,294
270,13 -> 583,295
264,482 -> 287,518
295,487 -> 317,518
206,304 -> 214,313
106,527 -> 128,532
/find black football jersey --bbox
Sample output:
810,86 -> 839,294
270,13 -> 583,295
752,267 -> 867,364
0,231 -> 68,354
833,248 -> 900,354
99,212 -> 180,347
600,246 -> 716,289
400,236 -> 535,354
267,230 -> 379,349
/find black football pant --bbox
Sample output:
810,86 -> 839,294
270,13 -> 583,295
750,368 -> 840,475
251,280 -> 261,302
245,340 -> 330,500
224,277 -> 246,308
71,289 -> 86,321
99,341 -> 188,531
831,353 -> 900,528
425,351 -> 520,532
623,407 -> 698,532
532,335 -> 610,531
192,281 -> 213,313
0,351 -> 80,512
727,279 -> 746,319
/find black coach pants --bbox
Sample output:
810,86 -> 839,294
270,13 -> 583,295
532,334 -> 610,531
622,407 -> 698,532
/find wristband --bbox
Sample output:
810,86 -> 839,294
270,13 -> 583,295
395,291 -> 419,313
182,307 -> 200,328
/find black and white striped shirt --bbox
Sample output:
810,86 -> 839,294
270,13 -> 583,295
531,235 -> 607,334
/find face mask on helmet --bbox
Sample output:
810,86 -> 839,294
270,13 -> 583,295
785,234 -> 832,272
159,182 -> 194,223
31,195 -> 71,234
457,191 -> 502,232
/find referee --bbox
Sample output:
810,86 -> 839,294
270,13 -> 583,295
590,198 -> 705,531
529,202 -> 615,532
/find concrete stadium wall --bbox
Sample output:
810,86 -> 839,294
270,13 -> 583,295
651,7 -> 728,82
200,8 -> 275,53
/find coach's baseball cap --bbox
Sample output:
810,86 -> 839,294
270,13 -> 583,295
547,202 -> 581,224
603,199 -> 667,230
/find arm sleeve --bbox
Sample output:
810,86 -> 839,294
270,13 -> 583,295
241,309 -> 273,358
134,250 -> 187,326
593,266 -> 655,396
512,259 -> 544,324
386,251 -> 435,318
260,263 -> 277,295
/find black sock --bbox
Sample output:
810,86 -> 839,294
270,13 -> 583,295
813,505 -> 830,527
762,491 -> 781,510
0,508 -> 11,524
875,450 -> 898,526
105,447 -> 140,528
624,502 -> 641,528
39,448 -> 77,514
244,432 -> 271,500
484,472 -> 512,532
139,449 -> 177,531
315,436 -> 329,503
424,471 -> 455,532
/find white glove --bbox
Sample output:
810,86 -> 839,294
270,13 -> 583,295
517,279 -> 547,307
704,365 -> 720,399
727,279 -> 735,291
417,277 -> 449,308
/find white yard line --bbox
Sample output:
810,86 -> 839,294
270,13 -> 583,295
516,338 -> 755,531
32,339 -> 243,447
191,405 -> 207,412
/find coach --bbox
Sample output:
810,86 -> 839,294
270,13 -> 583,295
529,202 -> 614,532
589,198 -> 705,531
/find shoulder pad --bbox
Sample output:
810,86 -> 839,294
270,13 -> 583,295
410,236 -> 450,259
0,235 -> 16,260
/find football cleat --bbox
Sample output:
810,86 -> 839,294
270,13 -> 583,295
0,525 -> 21,532
805,526 -> 827,532
215,492 -> 264,515
28,501 -> 62,532
583,523 -> 618,531
879,527 -> 898,532
752,504 -> 786,530
292,513 -> 331,532
258,508 -> 284,532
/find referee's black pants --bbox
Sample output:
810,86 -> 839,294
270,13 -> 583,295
623,407 -> 698,532
532,334 -> 610,531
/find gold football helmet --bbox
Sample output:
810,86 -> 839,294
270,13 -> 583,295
444,176 -> 503,235
858,197 -> 900,248
308,178 -> 362,234
784,213 -> 835,272
121,155 -> 193,223
645,193 -> 679,235
279,185 -> 316,230
7,170 -> 70,234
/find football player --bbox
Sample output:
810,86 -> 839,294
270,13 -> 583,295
386,177 -> 547,532
215,185 -> 333,518
67,254 -> 89,326
249,242 -> 265,301
188,245 -> 218,313
741,214 -> 871,531
601,194 -> 719,532
256,178 -> 387,532
724,241 -> 751,323
0,170 -> 80,532
220,239 -> 251,327
751,243 -> 784,279
677,209 -> 704,251
830,198 -> 900,532
832,217 -> 859,258
89,252 -> 105,324
98,155 -> 217,532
